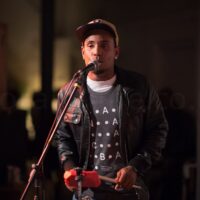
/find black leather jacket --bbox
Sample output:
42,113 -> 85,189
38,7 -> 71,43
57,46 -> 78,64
55,66 -> 168,176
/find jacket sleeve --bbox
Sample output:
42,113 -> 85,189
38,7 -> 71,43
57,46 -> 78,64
55,87 -> 79,171
129,82 -> 168,175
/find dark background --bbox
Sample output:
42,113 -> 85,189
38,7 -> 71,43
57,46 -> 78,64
0,0 -> 199,199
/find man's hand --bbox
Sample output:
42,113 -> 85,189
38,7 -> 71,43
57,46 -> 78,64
114,165 -> 137,190
65,185 -> 75,192
63,169 -> 76,192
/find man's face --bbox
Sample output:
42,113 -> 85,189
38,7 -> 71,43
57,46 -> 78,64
81,29 -> 119,81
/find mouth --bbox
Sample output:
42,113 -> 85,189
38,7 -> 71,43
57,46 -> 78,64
93,56 -> 103,64
91,59 -> 103,68
97,60 -> 103,65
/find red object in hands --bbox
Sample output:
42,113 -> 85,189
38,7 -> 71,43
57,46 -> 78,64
64,169 -> 101,188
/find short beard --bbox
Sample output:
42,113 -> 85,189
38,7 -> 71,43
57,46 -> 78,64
93,68 -> 104,75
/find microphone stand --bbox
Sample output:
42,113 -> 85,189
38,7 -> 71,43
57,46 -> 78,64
20,70 -> 85,200
74,167 -> 83,200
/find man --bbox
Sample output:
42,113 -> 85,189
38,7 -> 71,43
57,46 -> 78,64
55,19 -> 168,200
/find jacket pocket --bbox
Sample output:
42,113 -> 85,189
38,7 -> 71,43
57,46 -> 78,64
63,97 -> 82,124
64,109 -> 82,124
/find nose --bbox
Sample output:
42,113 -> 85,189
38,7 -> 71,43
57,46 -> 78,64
93,44 -> 102,59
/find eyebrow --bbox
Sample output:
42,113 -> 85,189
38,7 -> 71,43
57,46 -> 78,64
85,40 -> 110,44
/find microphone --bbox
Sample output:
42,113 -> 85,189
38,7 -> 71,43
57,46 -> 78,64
77,60 -> 100,76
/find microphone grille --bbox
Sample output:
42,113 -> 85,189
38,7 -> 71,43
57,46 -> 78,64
92,60 -> 100,72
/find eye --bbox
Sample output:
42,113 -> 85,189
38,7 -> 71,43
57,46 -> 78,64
88,44 -> 94,48
101,44 -> 107,48
86,42 -> 94,48
101,42 -> 109,49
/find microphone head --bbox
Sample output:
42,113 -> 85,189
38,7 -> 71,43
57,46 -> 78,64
91,60 -> 100,73
75,60 -> 101,77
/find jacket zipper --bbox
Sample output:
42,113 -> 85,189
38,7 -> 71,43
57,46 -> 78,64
81,97 -> 92,170
119,87 -> 129,165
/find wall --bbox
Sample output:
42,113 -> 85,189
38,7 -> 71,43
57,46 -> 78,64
0,23 -> 7,108
0,0 -> 40,109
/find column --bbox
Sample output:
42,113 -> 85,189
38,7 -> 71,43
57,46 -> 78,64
0,23 -> 7,108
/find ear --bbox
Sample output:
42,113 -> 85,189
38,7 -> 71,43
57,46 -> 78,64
114,47 -> 120,59
81,46 -> 85,60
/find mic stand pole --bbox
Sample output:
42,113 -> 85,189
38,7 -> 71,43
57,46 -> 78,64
20,71 -> 84,200
75,167 -> 83,200
32,164 -> 41,200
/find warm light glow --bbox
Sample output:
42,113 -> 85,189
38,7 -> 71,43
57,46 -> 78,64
53,38 -> 72,89
17,76 -> 40,110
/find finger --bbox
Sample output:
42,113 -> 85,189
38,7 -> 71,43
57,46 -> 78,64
66,185 -> 75,192
123,178 -> 133,189
117,169 -> 127,183
115,178 -> 132,190
115,183 -> 122,191
115,170 -> 122,183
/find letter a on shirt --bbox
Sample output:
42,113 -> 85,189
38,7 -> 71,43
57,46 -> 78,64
103,107 -> 109,114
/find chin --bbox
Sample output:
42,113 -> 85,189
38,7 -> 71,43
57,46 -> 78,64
93,69 -> 104,75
